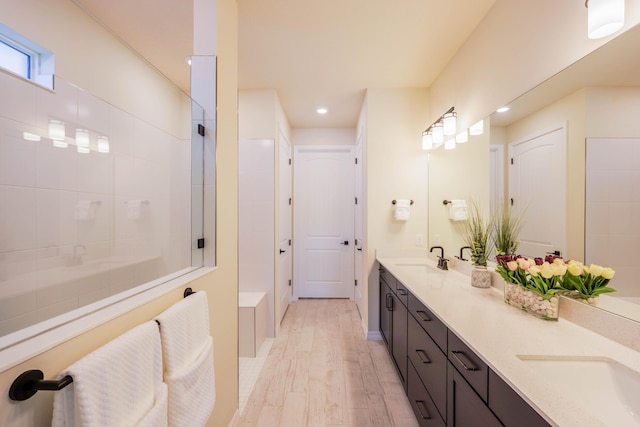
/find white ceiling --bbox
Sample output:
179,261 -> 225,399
73,0 -> 498,128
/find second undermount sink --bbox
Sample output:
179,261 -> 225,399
517,355 -> 640,426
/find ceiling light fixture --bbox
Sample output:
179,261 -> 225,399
496,106 -> 510,113
316,108 -> 328,114
586,0 -> 625,40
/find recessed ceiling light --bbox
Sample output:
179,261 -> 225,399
496,106 -> 510,113
316,108 -> 328,114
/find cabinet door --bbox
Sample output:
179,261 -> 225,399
447,363 -> 501,427
379,279 -> 392,349
488,369 -> 551,427
391,292 -> 407,389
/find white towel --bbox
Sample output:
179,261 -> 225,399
138,383 -> 168,427
52,321 -> 166,427
155,292 -> 215,427
394,199 -> 411,221
449,199 -> 469,221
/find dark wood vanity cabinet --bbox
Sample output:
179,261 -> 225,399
379,266 -> 551,427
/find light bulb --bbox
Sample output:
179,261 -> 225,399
422,132 -> 433,150
75,129 -> 90,148
443,112 -> 457,136
432,123 -> 444,143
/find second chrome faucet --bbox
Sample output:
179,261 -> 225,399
429,245 -> 449,270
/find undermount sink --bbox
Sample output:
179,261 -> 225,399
394,262 -> 442,275
517,355 -> 640,425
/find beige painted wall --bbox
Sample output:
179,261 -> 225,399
364,88 -> 429,333
427,131 -> 491,256
0,0 -> 239,426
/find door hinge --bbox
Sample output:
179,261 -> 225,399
289,158 -> 292,165
355,279 -> 358,286
510,198 -> 514,206
288,239 -> 292,246
288,279 -> 292,287
289,197 -> 292,205
197,124 -> 205,137
355,197 -> 358,205
355,158 -> 358,164
510,158 -> 514,165
197,238 -> 205,249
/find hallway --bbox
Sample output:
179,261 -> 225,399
239,299 -> 418,427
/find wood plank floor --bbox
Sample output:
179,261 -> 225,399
239,299 -> 419,427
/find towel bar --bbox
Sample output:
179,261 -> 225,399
184,287 -> 195,298
9,369 -> 73,401
391,200 -> 414,205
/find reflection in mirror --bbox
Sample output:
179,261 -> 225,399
487,24 -> 640,323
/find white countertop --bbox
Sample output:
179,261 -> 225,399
377,251 -> 640,427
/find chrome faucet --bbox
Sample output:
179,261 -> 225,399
66,244 -> 86,266
430,246 -> 449,270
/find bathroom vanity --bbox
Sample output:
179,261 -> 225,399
377,251 -> 640,427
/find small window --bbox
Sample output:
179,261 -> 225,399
0,23 -> 54,89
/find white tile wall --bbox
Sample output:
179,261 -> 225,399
0,72 -> 195,337
586,138 -> 640,298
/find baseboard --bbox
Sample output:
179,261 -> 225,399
367,330 -> 382,340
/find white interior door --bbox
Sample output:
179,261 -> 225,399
277,132 -> 292,323
294,145 -> 355,299
489,144 -> 504,217
509,125 -> 566,258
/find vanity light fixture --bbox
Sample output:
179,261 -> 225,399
77,146 -> 90,154
586,0 -> 625,40
469,119 -> 484,136
97,136 -> 110,153
456,129 -> 468,143
444,138 -> 456,150
316,108 -> 328,114
75,129 -> 90,148
52,140 -> 68,148
48,120 -> 66,141
421,106 -> 455,150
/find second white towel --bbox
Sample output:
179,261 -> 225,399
448,199 -> 469,221
155,291 -> 215,427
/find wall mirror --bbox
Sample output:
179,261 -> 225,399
486,23 -> 640,324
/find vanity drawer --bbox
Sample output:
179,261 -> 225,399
408,292 -> 447,353
408,313 -> 447,420
379,265 -> 397,290
447,330 -> 488,402
488,369 -> 551,427
408,359 -> 446,427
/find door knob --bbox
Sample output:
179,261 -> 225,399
340,240 -> 349,246
279,249 -> 286,254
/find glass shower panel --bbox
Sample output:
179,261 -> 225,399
0,72 -> 205,340
191,100 -> 205,268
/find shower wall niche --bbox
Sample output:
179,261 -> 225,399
0,70 -> 202,338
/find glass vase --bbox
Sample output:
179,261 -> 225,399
503,282 -> 559,321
